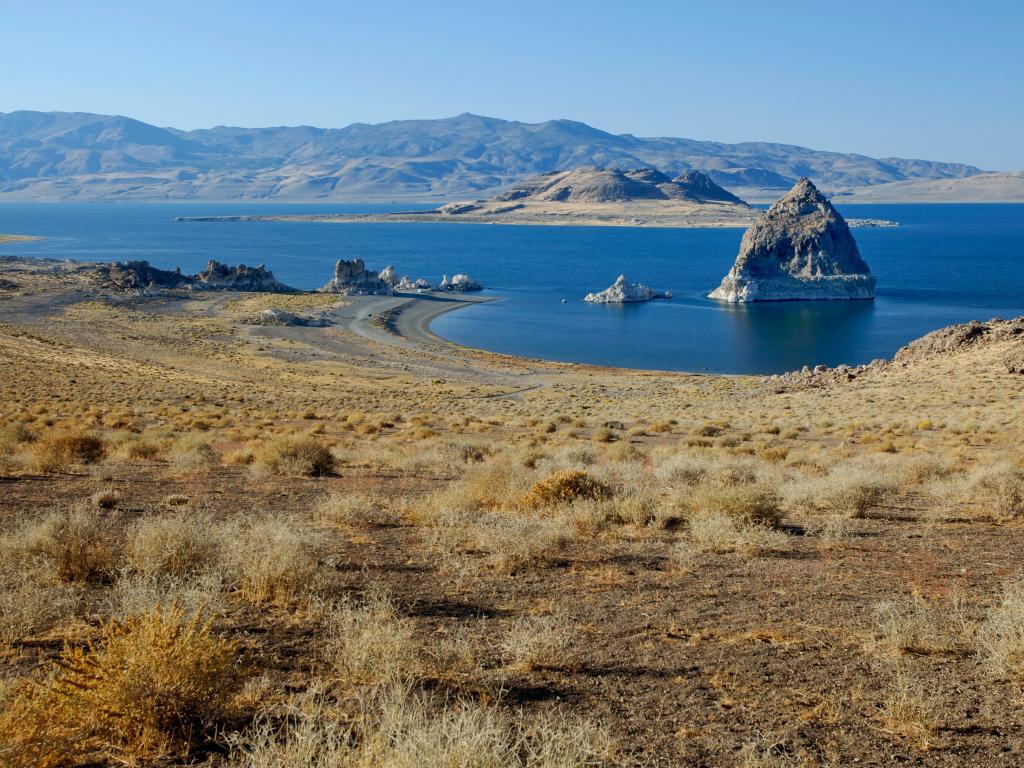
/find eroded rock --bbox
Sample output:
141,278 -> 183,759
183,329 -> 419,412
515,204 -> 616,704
584,274 -> 672,303
710,178 -> 875,302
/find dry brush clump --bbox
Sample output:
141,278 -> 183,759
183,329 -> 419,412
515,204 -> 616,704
0,563 -> 78,645
977,578 -> 1024,677
315,491 -> 394,528
126,511 -> 221,578
9,505 -> 123,584
1,605 -> 241,766
229,684 -> 614,768
518,470 -> 612,510
28,428 -> 105,473
320,590 -> 419,686
251,434 -> 336,477
500,614 -> 573,672
220,514 -> 327,605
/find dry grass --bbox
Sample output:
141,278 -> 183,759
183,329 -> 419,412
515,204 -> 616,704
315,491 -> 393,527
0,566 -> 78,644
677,512 -> 789,558
470,514 -> 575,573
687,485 -> 782,527
10,506 -> 122,584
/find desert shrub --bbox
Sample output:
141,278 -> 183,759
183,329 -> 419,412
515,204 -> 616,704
500,615 -> 572,671
110,571 -> 228,622
168,433 -> 220,474
688,485 -> 781,527
977,578 -> 1024,676
229,686 -> 613,768
15,506 -> 122,584
29,429 -> 105,472
679,512 -> 789,557
470,514 -> 575,573
221,515 -> 325,604
786,462 -> 896,518
126,512 -> 220,578
970,462 -> 1024,519
519,470 -> 611,510
315,492 -> 393,527
0,423 -> 34,454
252,435 -> 335,477
90,488 -> 122,510
23,605 -> 240,762
591,427 -> 616,444
873,594 -> 972,658
320,591 -> 418,685
414,460 -> 534,522
878,664 -> 940,750
0,566 -> 78,644
655,454 -> 714,487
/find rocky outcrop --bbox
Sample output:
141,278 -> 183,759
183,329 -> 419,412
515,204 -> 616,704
92,259 -> 292,293
584,274 -> 672,303
763,316 -> 1024,392
709,178 -> 875,302
319,259 -> 393,295
493,166 -> 748,206
893,316 -> 1024,369
193,261 -> 291,291
440,274 -> 483,292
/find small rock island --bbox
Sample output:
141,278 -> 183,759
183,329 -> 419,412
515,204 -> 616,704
709,178 -> 876,302
585,274 -> 672,303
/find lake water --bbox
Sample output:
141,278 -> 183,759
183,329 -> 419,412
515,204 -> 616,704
0,202 -> 1021,374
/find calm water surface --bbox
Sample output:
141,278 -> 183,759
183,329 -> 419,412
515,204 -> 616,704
0,202 -> 1021,373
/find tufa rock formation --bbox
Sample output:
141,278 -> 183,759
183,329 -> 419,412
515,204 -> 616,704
319,259 -> 393,295
709,178 -> 875,302
440,274 -> 483,292
92,260 -> 291,293
584,274 -> 672,303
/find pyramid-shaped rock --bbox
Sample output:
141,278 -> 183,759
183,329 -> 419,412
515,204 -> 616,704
709,178 -> 875,302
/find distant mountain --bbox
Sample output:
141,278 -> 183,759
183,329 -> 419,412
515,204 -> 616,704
0,110 -> 986,202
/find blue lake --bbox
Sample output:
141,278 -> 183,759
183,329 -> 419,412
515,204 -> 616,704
0,202 -> 1021,373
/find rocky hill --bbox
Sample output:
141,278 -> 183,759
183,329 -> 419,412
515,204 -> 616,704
0,110 -> 986,202
494,167 -> 745,205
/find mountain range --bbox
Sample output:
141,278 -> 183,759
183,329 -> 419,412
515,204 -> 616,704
0,110 -> 1007,202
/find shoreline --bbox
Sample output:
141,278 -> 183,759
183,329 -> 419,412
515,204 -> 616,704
345,291 -> 497,349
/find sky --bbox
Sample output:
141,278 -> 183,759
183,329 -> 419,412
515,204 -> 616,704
2,0 -> 1022,169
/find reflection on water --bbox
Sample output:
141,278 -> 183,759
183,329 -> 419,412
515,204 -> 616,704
720,299 -> 877,371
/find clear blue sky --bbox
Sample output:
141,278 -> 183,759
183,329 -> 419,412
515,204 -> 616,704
3,0 -> 1022,169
